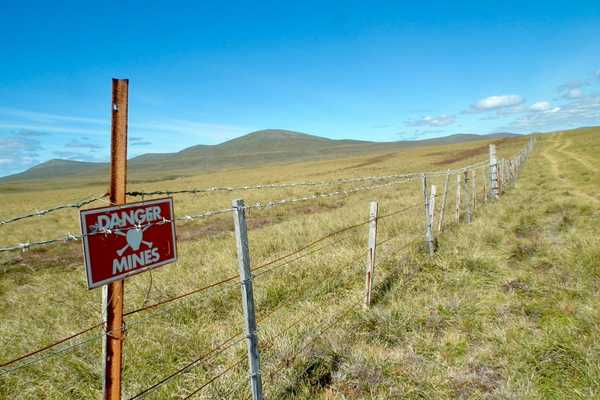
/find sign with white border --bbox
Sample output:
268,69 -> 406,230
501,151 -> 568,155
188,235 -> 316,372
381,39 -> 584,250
80,198 -> 177,289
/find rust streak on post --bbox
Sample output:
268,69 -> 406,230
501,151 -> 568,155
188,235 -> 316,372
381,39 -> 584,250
104,78 -> 128,400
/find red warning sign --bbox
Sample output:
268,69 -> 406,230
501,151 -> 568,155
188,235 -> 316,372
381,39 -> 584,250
80,198 -> 177,288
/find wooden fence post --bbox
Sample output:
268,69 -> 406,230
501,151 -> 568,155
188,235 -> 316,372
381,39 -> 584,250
364,201 -> 378,308
429,185 -> 437,227
104,78 -> 128,400
482,169 -> 487,204
232,199 -> 263,400
422,175 -> 435,256
471,170 -> 477,213
437,171 -> 450,232
455,174 -> 461,223
463,170 -> 472,224
489,144 -> 499,199
499,160 -> 505,194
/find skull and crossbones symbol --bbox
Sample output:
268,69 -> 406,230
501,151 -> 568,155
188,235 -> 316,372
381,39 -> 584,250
113,224 -> 153,256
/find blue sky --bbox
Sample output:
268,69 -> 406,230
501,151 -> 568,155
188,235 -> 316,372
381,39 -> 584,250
1,1 -> 600,176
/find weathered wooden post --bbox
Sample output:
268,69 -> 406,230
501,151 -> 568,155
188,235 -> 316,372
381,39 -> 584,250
421,175 -> 435,256
364,201 -> 378,308
455,174 -> 461,223
471,170 -> 477,212
232,199 -> 263,400
429,185 -> 437,226
499,160 -> 505,194
482,169 -> 487,204
489,144 -> 499,199
104,78 -> 128,400
437,171 -> 450,232
463,170 -> 472,224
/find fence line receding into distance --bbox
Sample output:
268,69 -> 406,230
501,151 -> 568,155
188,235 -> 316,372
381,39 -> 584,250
0,137 -> 535,400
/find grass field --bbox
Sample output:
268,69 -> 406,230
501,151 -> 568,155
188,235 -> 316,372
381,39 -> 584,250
0,128 -> 598,399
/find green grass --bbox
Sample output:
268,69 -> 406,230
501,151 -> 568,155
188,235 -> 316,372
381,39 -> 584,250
1,128 -> 599,399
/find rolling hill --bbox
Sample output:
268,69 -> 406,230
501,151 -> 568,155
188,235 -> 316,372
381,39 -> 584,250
0,129 -> 518,183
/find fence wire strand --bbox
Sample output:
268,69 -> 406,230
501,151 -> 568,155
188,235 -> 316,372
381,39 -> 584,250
0,194 -> 107,226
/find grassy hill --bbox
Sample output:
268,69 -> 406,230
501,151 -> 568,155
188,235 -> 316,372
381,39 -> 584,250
0,129 -> 518,185
1,128 -> 598,399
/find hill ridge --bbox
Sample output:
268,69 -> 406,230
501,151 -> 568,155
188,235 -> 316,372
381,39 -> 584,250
0,129 -> 519,183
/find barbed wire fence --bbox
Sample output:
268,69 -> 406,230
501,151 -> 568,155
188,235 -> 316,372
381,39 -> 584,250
0,138 -> 535,399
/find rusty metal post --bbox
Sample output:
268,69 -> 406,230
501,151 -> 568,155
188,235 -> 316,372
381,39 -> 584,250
104,78 -> 128,400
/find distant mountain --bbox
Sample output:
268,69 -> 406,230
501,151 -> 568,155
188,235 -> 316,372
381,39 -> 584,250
0,129 -> 519,183
2,159 -> 107,181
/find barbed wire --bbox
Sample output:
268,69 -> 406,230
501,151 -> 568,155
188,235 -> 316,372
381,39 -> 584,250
243,178 -> 414,212
0,157 -> 490,229
0,177 -> 411,254
0,157 -> 508,254
0,195 -> 425,371
0,208 -> 384,368
125,161 -> 488,199
0,194 -> 107,227
0,217 -> 172,253
0,270 -> 243,373
0,142 -> 533,385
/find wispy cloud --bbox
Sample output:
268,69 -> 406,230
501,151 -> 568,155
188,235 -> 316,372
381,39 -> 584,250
65,138 -> 102,150
0,122 -> 106,135
0,106 -> 254,176
52,150 -> 102,162
130,136 -> 152,146
529,101 -> 555,112
467,95 -> 524,112
0,107 -> 252,143
0,107 -> 106,125
405,114 -> 456,127
563,88 -> 583,99
502,94 -> 600,132
0,131 -> 44,173
556,80 -> 589,100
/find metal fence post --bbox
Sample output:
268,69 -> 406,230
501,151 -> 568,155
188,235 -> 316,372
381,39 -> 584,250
232,199 -> 263,400
364,201 -> 378,308
104,78 -> 128,400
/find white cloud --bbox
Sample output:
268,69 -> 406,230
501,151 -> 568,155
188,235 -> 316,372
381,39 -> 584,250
564,88 -> 583,99
529,101 -> 552,112
406,114 -> 456,127
470,95 -> 524,112
503,95 -> 600,132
